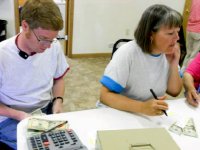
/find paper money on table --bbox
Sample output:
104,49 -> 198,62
27,125 -> 68,138
27,118 -> 68,132
183,118 -> 198,138
27,118 -> 50,131
169,123 -> 183,135
27,129 -> 43,137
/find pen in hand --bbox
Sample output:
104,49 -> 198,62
150,89 -> 168,116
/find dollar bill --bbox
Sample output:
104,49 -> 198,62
27,129 -> 43,137
27,124 -> 68,138
169,123 -> 183,135
183,118 -> 198,138
27,118 -> 68,132
28,118 -> 50,131
47,120 -> 68,131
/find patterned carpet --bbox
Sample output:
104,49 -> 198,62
63,57 -> 110,112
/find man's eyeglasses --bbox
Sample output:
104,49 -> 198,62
32,30 -> 57,45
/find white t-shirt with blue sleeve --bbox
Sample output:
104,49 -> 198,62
100,40 -> 169,102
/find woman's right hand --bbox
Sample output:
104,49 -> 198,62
141,96 -> 168,116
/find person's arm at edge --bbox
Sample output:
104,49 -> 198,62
100,86 -> 168,116
100,86 -> 143,113
166,62 -> 182,96
183,72 -> 199,107
166,43 -> 182,96
0,103 -> 30,121
52,77 -> 65,113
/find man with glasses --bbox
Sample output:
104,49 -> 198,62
0,0 -> 69,149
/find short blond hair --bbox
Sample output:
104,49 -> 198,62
21,0 -> 63,31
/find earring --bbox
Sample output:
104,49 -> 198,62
150,37 -> 153,44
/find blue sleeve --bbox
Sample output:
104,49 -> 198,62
100,75 -> 124,93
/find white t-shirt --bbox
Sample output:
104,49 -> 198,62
0,36 -> 69,122
100,40 -> 169,101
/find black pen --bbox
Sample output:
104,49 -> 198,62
150,89 -> 168,116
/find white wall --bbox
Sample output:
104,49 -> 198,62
0,0 -> 65,39
54,0 -> 66,39
72,0 -> 186,54
0,0 -> 16,38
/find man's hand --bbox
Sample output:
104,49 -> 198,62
16,111 -> 31,121
52,98 -> 63,113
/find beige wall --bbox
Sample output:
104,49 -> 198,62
72,0 -> 186,55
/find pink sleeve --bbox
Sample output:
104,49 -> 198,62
185,53 -> 200,88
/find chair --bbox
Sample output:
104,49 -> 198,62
178,26 -> 186,67
111,39 -> 132,59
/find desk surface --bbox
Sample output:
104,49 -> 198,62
17,98 -> 200,150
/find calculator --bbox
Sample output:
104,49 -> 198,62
27,129 -> 88,150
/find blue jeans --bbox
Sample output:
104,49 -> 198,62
0,118 -> 18,150
41,101 -> 53,114
0,102 -> 53,149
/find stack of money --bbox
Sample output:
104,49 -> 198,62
169,118 -> 198,138
27,118 -> 68,137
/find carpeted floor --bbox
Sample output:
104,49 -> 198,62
63,57 -> 110,112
